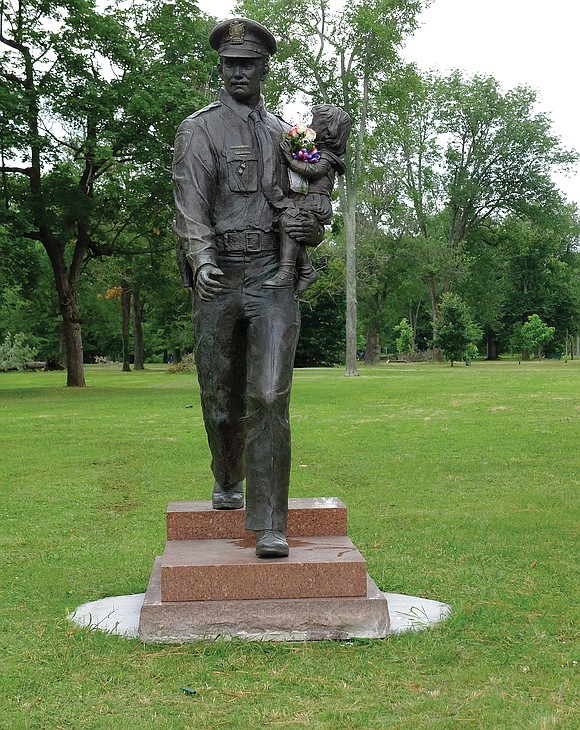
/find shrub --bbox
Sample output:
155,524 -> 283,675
166,353 -> 196,374
0,332 -> 38,371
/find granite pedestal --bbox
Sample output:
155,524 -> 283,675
139,497 -> 390,642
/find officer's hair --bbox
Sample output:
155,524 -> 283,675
312,105 -> 351,157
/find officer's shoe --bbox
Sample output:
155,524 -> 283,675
255,530 -> 289,558
211,481 -> 244,510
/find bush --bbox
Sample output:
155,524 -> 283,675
166,353 -> 196,374
0,332 -> 38,371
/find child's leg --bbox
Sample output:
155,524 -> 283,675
295,245 -> 319,295
263,214 -> 301,289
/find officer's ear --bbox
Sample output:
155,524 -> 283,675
217,60 -> 224,80
260,60 -> 270,80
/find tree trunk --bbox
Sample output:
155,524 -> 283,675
121,284 -> 131,372
339,174 -> 358,377
427,279 -> 443,362
344,202 -> 358,376
47,247 -> 85,386
60,297 -> 85,386
365,328 -> 381,365
486,330 -> 499,360
59,324 -> 67,368
133,286 -> 144,370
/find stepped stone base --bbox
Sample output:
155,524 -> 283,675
138,497 -> 390,642
140,557 -> 390,642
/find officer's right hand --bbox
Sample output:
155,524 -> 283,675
196,265 -> 225,301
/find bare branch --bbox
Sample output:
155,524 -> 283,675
38,121 -> 82,153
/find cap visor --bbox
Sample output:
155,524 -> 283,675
219,48 -> 266,58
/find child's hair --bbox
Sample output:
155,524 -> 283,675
312,104 -> 352,157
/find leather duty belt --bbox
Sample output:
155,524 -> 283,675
216,230 -> 279,253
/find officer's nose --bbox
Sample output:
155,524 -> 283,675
232,64 -> 244,79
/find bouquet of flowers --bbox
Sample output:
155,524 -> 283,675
284,123 -> 320,163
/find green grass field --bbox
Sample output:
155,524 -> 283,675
1,361 -> 578,729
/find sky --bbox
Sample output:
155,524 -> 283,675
196,0 -> 580,206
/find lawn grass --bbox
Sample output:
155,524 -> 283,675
0,360 -> 578,729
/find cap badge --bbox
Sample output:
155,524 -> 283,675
229,21 -> 245,45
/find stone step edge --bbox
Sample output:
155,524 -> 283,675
160,535 -> 367,602
167,496 -> 348,540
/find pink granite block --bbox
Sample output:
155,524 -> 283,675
166,497 -> 347,541
160,535 -> 367,602
140,556 -> 390,642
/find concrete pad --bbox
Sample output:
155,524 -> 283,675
167,497 -> 347,540
160,535 -> 368,602
70,593 -> 143,639
384,592 -> 452,634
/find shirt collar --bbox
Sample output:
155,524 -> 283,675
219,89 -> 266,121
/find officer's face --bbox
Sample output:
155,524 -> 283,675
219,57 -> 266,107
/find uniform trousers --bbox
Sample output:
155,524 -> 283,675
192,250 -> 300,532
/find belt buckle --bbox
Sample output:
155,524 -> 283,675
245,231 -> 261,252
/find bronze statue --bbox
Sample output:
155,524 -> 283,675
173,18 -> 349,558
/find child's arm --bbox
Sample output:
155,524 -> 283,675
280,140 -> 333,180
287,154 -> 332,180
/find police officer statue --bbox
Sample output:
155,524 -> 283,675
173,19 -> 322,558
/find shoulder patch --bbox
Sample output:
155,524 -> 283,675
173,102 -> 221,164
173,129 -> 194,166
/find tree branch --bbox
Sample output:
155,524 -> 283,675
38,121 -> 82,153
0,165 -> 32,176
0,70 -> 26,85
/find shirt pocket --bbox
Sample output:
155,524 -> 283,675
224,148 -> 258,193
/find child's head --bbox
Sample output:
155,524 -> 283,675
311,105 -> 352,156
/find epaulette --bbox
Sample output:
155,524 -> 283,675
186,100 -> 221,120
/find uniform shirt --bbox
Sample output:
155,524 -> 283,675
173,90 -> 289,279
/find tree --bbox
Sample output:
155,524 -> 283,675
387,70 -> 577,349
237,0 -> 426,376
0,0 -> 216,385
520,314 -> 555,360
294,244 -> 346,367
433,292 -> 482,366
394,317 -> 413,355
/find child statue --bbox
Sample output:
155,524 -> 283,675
263,104 -> 352,294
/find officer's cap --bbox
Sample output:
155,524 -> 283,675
209,18 -> 277,59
